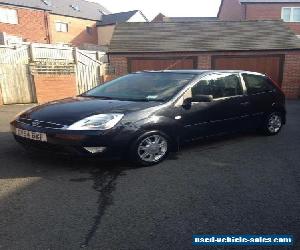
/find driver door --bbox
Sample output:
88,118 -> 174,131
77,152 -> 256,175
178,73 -> 250,141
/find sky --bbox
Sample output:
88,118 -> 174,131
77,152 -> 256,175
87,0 -> 222,20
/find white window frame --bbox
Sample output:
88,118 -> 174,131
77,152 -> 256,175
281,7 -> 300,22
0,7 -> 18,24
55,21 -> 68,32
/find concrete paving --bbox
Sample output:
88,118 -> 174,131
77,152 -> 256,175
0,101 -> 299,250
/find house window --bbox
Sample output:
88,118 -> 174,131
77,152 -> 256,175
0,7 -> 18,24
56,22 -> 68,32
282,7 -> 300,22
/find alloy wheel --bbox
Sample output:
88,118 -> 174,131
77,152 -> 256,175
268,113 -> 282,133
137,135 -> 168,163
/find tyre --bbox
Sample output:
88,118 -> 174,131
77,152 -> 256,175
130,132 -> 169,166
261,112 -> 283,136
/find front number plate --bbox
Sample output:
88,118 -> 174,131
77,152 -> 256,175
15,128 -> 47,142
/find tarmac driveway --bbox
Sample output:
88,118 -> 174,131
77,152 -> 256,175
0,102 -> 299,250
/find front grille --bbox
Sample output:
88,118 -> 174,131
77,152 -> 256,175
18,117 -> 66,129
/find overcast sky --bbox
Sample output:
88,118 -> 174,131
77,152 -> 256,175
87,0 -> 222,20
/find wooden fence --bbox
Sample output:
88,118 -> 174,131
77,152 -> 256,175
0,64 -> 35,104
0,43 -> 106,104
0,45 -> 29,64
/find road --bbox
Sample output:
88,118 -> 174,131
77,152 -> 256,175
0,102 -> 299,250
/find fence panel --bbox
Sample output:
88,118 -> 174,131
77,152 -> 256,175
0,64 -> 36,104
0,43 -> 106,102
31,44 -> 74,62
0,46 -> 29,64
76,63 -> 101,94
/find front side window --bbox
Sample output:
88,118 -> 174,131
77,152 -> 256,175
282,7 -> 300,22
242,74 -> 275,95
56,22 -> 68,32
191,73 -> 243,99
0,7 -> 18,24
84,72 -> 196,102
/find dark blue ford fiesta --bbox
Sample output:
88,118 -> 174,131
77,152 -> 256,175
11,70 -> 286,165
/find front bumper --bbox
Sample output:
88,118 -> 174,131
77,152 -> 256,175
10,120 -> 138,157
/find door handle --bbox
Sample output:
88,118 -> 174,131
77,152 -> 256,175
240,102 -> 250,106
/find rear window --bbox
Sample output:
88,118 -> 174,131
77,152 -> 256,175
242,74 -> 276,95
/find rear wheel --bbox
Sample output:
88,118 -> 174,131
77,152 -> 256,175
262,112 -> 283,136
130,133 -> 169,166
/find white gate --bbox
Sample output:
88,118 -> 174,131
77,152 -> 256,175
75,50 -> 102,94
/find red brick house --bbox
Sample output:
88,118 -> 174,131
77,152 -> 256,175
218,0 -> 300,35
0,4 -> 50,43
108,21 -> 300,99
0,0 -> 110,46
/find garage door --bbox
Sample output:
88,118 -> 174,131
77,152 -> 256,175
212,55 -> 284,85
128,57 -> 197,73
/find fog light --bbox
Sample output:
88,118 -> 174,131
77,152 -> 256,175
84,147 -> 107,154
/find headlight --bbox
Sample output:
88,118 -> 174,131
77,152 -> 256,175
67,114 -> 124,130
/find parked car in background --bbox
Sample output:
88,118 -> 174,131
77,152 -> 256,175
10,70 -> 286,165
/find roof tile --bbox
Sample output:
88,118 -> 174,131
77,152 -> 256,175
109,21 -> 300,53
0,0 -> 110,20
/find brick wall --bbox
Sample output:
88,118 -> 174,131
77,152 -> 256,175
282,51 -> 300,99
245,3 -> 300,35
109,50 -> 300,99
0,5 -> 49,43
48,14 -> 98,46
34,74 -> 77,103
109,56 -> 128,76
218,1 -> 300,35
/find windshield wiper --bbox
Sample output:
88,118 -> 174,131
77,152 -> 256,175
81,95 -> 165,102
125,98 -> 165,102
82,95 -> 114,100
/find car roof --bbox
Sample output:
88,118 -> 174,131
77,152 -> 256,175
135,70 -> 265,75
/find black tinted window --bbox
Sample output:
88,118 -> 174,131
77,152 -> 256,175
192,73 -> 243,99
243,74 -> 276,95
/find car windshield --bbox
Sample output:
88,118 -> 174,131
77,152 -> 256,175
83,72 -> 196,102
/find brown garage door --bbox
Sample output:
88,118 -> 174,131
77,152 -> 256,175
212,55 -> 284,85
128,57 -> 197,73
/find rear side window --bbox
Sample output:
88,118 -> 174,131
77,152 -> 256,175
242,74 -> 276,95
192,73 -> 243,99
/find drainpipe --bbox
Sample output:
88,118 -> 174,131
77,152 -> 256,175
44,11 -> 51,43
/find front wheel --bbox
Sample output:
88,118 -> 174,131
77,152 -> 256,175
130,133 -> 169,166
261,112 -> 283,136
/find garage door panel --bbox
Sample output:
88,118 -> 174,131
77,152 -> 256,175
129,57 -> 197,73
212,55 -> 284,85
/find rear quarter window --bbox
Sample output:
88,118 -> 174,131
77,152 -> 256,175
242,74 -> 276,95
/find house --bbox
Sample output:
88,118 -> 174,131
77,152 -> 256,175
218,0 -> 300,35
0,0 -> 110,46
0,0 -> 149,47
0,0 -> 51,43
108,21 -> 300,99
46,0 -> 111,47
97,10 -> 148,46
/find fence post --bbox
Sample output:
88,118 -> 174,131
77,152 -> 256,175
73,48 -> 78,64
29,43 -> 35,62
